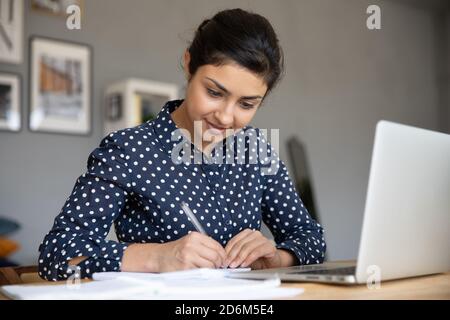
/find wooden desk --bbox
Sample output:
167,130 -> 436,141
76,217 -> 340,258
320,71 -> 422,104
1,271 -> 449,300
282,272 -> 450,299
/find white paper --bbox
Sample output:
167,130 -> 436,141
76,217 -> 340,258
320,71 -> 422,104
1,268 -> 304,300
0,278 -> 164,300
92,267 -> 251,281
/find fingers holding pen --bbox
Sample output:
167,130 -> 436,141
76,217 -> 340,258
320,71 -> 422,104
188,231 -> 226,267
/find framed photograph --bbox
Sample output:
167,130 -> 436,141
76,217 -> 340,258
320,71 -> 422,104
31,0 -> 83,17
29,36 -> 91,135
105,93 -> 122,122
0,73 -> 20,131
0,0 -> 24,64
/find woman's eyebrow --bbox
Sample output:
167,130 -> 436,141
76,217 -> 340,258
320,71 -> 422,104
205,77 -> 263,100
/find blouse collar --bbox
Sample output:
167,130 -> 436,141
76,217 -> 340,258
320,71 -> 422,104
153,99 -> 237,165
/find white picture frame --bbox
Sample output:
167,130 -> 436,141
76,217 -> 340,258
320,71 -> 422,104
104,78 -> 179,136
29,36 -> 92,135
0,0 -> 24,64
0,72 -> 20,131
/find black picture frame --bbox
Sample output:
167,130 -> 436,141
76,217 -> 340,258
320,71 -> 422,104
0,72 -> 22,132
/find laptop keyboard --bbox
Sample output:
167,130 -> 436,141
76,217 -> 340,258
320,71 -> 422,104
288,266 -> 356,276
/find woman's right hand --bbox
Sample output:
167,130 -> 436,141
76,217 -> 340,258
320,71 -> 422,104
121,232 -> 226,273
156,232 -> 227,272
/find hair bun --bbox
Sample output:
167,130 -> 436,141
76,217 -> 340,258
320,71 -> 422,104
198,19 -> 212,32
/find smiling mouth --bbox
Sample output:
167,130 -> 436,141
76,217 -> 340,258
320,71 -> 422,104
205,120 -> 228,134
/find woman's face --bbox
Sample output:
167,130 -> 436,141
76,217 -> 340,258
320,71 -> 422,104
178,51 -> 268,148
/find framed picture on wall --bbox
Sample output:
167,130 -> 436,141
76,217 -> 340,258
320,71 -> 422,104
30,0 -> 83,17
103,78 -> 178,136
0,0 -> 24,64
29,36 -> 92,135
0,72 -> 20,131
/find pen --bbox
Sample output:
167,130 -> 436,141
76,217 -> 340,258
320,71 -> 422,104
180,201 -> 207,235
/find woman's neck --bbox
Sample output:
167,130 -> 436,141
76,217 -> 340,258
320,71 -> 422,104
171,100 -> 211,155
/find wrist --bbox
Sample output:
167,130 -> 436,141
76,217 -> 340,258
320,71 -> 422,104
276,248 -> 296,267
121,243 -> 161,272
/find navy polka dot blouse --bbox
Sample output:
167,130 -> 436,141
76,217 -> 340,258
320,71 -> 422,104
38,99 -> 326,281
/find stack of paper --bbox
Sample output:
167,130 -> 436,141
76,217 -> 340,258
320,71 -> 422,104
92,267 -> 252,281
1,268 -> 303,300
1,277 -> 163,300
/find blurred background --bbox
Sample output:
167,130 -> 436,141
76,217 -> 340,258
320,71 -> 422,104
0,0 -> 449,266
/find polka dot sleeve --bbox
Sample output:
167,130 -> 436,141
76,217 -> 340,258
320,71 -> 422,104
258,131 -> 326,265
38,133 -> 131,281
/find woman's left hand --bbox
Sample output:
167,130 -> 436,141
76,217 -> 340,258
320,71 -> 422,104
224,229 -> 282,269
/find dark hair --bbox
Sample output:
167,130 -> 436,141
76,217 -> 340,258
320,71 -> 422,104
185,8 -> 285,98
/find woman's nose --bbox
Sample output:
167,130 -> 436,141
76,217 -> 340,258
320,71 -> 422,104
214,104 -> 234,127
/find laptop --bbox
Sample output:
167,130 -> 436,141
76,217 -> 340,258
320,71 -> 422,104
229,121 -> 450,284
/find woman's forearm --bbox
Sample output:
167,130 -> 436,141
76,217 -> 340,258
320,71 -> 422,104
68,256 -> 88,266
120,243 -> 162,272
66,243 -> 162,273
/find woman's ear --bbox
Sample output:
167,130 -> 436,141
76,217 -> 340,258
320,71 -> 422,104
183,50 -> 192,81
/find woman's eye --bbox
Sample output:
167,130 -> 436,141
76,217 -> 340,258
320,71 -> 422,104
207,88 -> 255,109
240,102 -> 255,110
207,89 -> 222,97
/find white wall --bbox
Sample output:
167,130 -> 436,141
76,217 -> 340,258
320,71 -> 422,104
0,0 -> 443,264
252,0 -> 441,260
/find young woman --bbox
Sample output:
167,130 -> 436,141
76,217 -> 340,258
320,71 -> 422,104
38,8 -> 326,281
